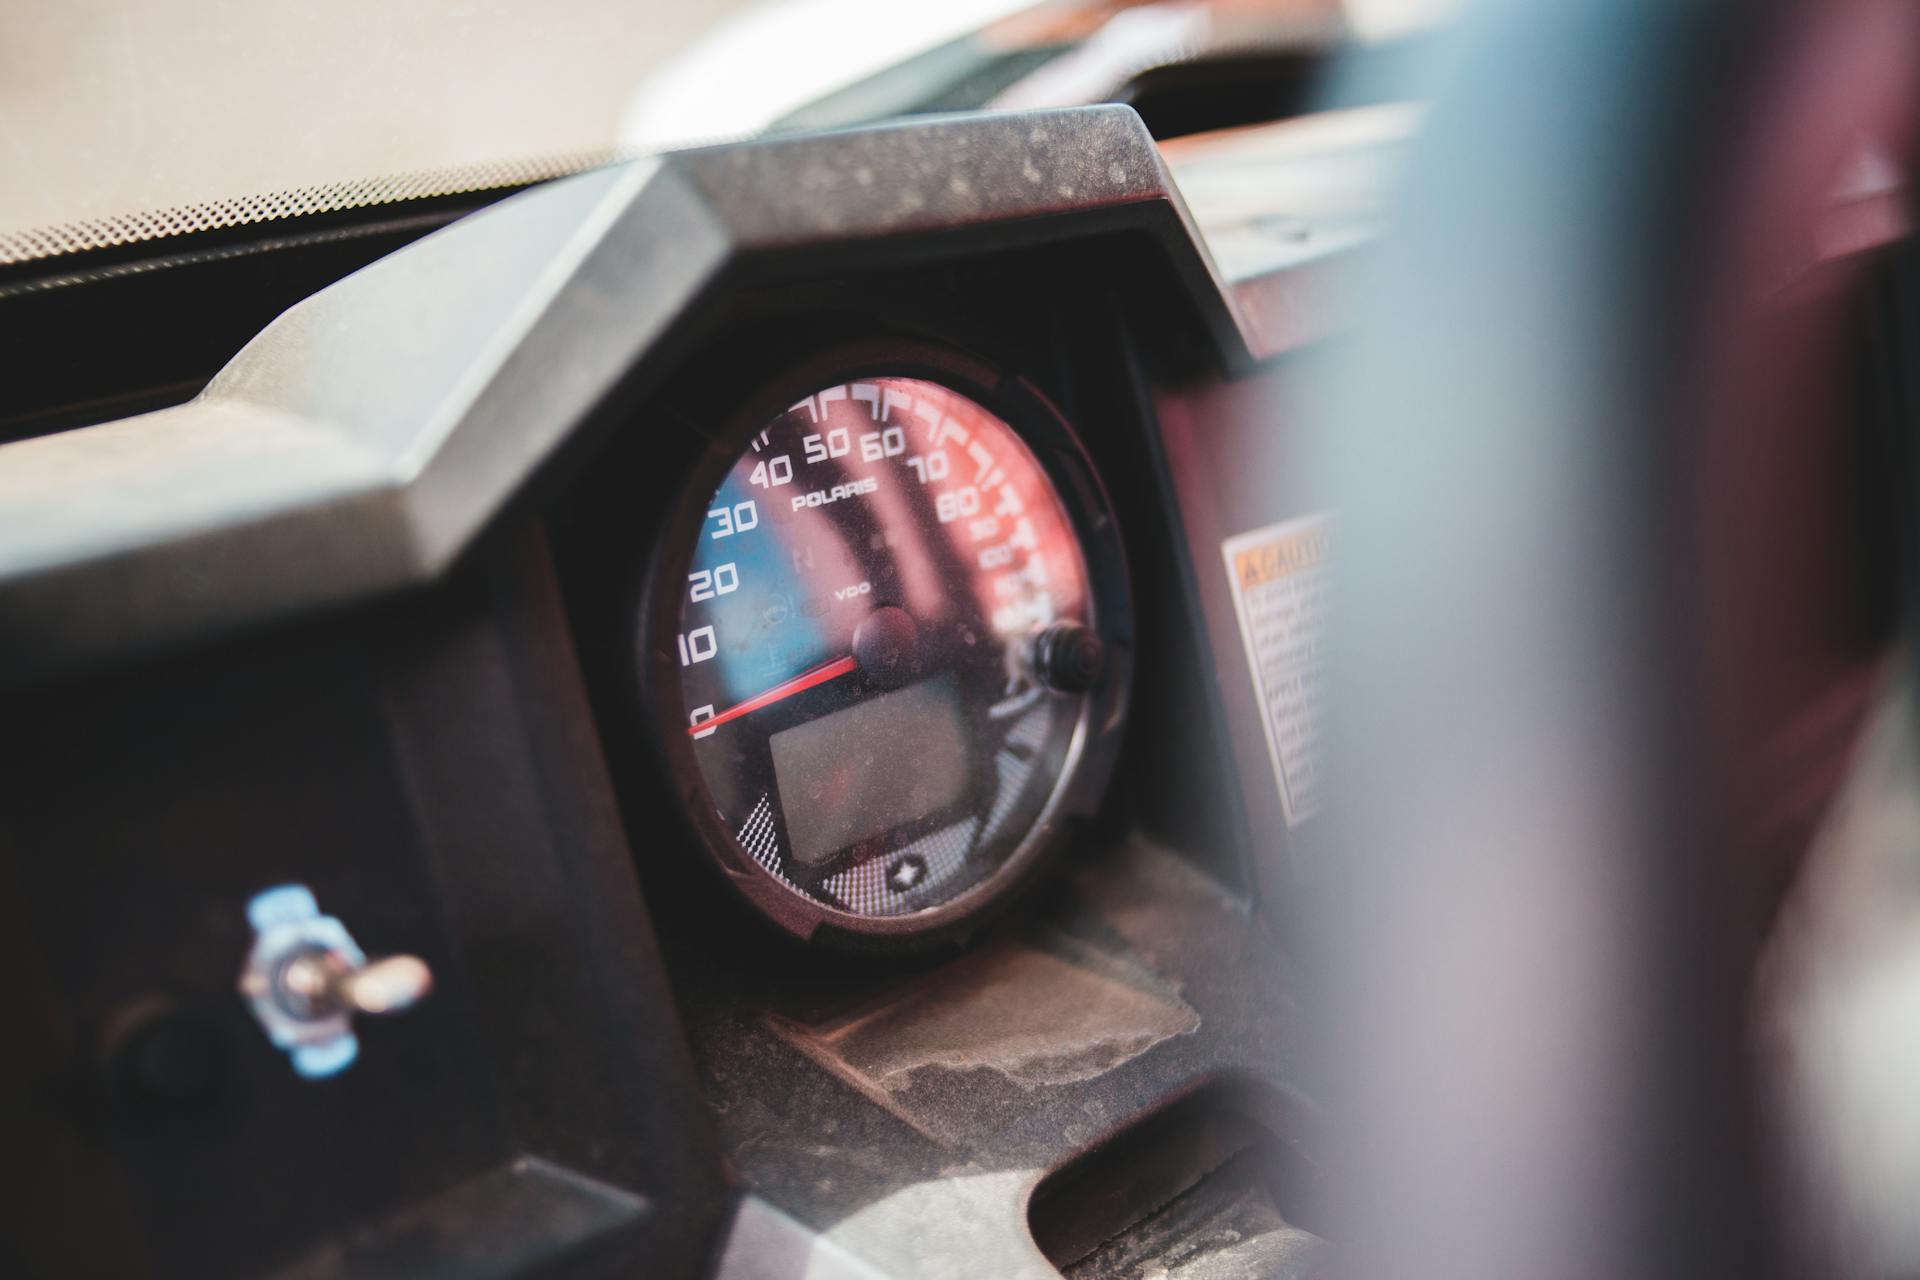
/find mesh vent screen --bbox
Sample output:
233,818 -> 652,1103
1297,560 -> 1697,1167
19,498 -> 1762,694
0,148 -> 633,266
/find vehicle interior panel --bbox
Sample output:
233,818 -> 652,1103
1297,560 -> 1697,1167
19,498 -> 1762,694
8,4 -> 1918,1277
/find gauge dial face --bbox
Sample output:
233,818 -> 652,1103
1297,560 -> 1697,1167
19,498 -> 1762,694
662,375 -> 1103,929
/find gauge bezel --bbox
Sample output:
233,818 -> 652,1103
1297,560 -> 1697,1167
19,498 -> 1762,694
638,341 -> 1133,948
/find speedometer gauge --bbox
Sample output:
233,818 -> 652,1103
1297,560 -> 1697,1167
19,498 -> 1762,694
646,360 -> 1130,946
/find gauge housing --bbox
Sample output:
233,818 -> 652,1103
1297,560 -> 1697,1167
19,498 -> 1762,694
639,342 -> 1133,949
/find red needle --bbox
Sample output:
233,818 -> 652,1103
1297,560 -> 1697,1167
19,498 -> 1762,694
689,654 -> 858,735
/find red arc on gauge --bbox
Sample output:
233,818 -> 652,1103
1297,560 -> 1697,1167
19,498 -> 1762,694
688,654 -> 858,735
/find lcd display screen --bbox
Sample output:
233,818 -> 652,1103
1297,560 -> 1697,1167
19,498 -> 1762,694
769,676 -> 969,866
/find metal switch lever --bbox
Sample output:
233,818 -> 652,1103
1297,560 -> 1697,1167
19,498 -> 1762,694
279,950 -> 433,1019
238,884 -> 433,1079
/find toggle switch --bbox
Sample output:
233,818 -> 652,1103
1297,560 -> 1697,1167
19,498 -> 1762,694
237,884 -> 432,1079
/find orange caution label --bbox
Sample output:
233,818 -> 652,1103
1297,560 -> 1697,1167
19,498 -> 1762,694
1222,515 -> 1331,827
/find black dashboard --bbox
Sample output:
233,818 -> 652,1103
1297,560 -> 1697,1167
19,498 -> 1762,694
1,105 -> 1333,1279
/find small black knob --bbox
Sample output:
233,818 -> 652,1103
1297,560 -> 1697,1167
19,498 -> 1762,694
1030,620 -> 1103,693
103,1003 -> 238,1135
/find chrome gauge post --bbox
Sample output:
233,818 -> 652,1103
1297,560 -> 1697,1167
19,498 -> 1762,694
645,362 -> 1131,947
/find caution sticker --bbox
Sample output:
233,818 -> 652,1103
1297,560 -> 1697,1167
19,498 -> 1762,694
1222,515 -> 1330,826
